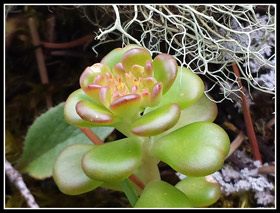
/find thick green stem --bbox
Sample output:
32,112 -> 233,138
137,138 -> 161,184
116,123 -> 161,192
114,121 -> 136,138
120,178 -> 139,207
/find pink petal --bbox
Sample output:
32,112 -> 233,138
99,86 -> 112,108
150,82 -> 163,107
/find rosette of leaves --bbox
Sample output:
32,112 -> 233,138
54,44 -> 230,208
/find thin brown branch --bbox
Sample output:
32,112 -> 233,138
79,127 -> 146,190
5,159 -> 39,208
28,18 -> 49,85
258,165 -> 275,175
232,62 -> 262,164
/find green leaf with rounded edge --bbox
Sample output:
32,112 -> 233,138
131,103 -> 180,136
82,138 -> 142,183
134,180 -> 193,208
53,144 -> 103,195
156,66 -> 204,110
101,44 -> 142,70
152,122 -> 230,177
79,63 -> 110,89
121,48 -> 152,72
109,94 -> 141,118
175,176 -> 221,207
76,100 -> 117,125
159,93 -> 218,137
64,89 -> 100,128
16,103 -> 114,179
152,53 -> 178,94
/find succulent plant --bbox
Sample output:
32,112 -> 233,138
53,44 -> 230,208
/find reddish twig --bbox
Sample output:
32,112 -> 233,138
79,127 -> 104,146
129,174 -> 145,190
79,127 -> 145,190
41,35 -> 94,49
232,62 -> 262,164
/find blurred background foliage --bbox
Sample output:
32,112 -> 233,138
5,5 -> 129,208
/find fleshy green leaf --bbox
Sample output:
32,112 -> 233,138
79,63 -> 110,89
83,84 -> 103,106
101,44 -> 142,70
53,144 -> 102,195
131,103 -> 180,136
160,93 -> 218,137
121,48 -> 152,73
64,89 -> 100,128
76,100 -> 116,125
16,103 -> 114,179
152,122 -> 230,177
158,66 -> 204,110
135,180 -> 193,208
82,138 -> 142,183
152,53 -> 178,93
109,94 -> 141,118
175,176 -> 221,207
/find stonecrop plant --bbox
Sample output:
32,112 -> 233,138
53,44 -> 230,208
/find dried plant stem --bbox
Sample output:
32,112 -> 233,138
28,17 -> 52,109
232,62 -> 262,164
79,127 -> 145,190
5,159 -> 39,208
225,131 -> 245,160
258,165 -> 275,175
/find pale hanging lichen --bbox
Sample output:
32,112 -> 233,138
80,5 -> 275,103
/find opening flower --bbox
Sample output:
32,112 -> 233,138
64,44 -> 204,137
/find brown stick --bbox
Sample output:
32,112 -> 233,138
258,165 -> 275,175
232,62 -> 262,164
79,127 -> 146,190
28,17 -> 52,109
41,35 -> 94,49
